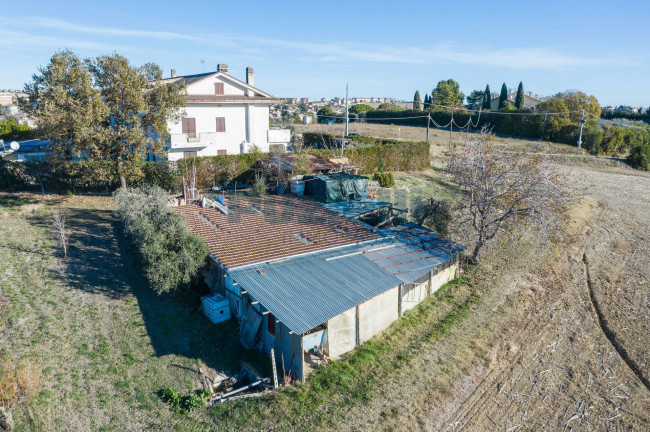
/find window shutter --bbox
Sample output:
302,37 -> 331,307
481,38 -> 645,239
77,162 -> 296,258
217,149 -> 227,155
214,82 -> 224,95
216,117 -> 226,132
188,118 -> 196,136
182,118 -> 196,137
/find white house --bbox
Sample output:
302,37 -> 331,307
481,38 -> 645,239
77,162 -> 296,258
490,91 -> 541,111
161,64 -> 284,161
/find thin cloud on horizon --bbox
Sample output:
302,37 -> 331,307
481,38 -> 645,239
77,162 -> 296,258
7,16 -> 632,71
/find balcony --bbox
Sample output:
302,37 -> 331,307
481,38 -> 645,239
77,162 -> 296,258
169,132 -> 215,149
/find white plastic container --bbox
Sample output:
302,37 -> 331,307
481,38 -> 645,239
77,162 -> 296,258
201,293 -> 231,324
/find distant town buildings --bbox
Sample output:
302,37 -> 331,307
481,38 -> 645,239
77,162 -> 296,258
270,96 -> 404,125
1,90 -> 36,128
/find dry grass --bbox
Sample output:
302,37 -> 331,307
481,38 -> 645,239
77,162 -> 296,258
0,192 -> 268,431
1,141 -> 648,430
0,352 -> 41,408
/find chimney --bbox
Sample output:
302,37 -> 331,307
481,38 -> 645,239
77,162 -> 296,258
171,69 -> 177,78
246,67 -> 254,86
217,63 -> 228,73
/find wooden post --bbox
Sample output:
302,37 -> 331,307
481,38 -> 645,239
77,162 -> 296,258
300,334 -> 305,382
270,348 -> 278,390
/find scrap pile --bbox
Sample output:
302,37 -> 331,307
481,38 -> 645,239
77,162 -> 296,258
200,363 -> 272,405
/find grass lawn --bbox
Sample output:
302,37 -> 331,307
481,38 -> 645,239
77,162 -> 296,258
0,193 -> 268,431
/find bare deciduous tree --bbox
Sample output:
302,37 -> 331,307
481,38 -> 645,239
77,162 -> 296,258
50,209 -> 69,258
448,128 -> 571,263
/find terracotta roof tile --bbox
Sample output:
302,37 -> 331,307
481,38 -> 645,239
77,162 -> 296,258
175,196 -> 379,269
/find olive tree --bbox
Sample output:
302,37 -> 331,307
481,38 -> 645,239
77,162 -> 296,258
114,186 -> 208,294
448,128 -> 571,263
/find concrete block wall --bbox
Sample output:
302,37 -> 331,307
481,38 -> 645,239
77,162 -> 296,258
275,323 -> 304,381
326,307 -> 357,359
430,263 -> 458,294
357,287 -> 399,344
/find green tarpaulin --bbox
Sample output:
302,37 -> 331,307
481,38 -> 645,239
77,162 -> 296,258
304,173 -> 368,203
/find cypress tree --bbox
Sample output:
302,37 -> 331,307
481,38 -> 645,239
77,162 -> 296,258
483,84 -> 491,110
498,82 -> 508,110
423,94 -> 430,110
413,90 -> 422,111
515,81 -> 525,109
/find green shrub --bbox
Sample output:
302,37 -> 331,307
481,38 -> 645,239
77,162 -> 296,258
248,174 -> 267,197
373,172 -> 395,188
114,186 -> 209,294
160,387 -> 204,414
137,161 -> 178,192
0,118 -> 34,141
628,143 -> 650,170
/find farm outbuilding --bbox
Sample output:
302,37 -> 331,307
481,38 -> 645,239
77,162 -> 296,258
176,196 -> 463,381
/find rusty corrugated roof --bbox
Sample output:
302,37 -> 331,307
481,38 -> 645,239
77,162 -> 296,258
176,196 -> 380,269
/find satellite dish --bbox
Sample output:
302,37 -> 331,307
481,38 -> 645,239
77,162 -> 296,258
10,141 -> 19,151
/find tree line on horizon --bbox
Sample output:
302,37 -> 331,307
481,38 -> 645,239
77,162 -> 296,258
412,80 -> 527,111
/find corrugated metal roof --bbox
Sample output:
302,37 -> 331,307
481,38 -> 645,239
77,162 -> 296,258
371,222 -> 465,284
222,222 -> 464,335
228,240 -> 401,335
323,199 -> 392,218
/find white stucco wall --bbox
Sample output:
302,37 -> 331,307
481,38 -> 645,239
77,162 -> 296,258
166,73 -> 272,160
326,307 -> 357,359
187,75 -> 245,96
431,263 -> 458,294
357,287 -> 399,344
167,103 -> 271,160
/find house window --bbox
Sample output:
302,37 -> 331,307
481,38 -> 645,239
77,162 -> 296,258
183,151 -> 197,158
217,149 -> 227,155
214,82 -> 224,95
267,313 -> 276,337
181,117 -> 196,138
216,117 -> 226,132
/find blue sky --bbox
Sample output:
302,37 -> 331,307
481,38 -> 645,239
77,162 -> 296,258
1,0 -> 648,107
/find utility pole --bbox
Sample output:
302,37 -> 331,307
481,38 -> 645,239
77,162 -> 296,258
426,114 -> 430,143
540,112 -> 548,141
577,108 -> 585,149
345,83 -> 349,136
449,111 -> 453,148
